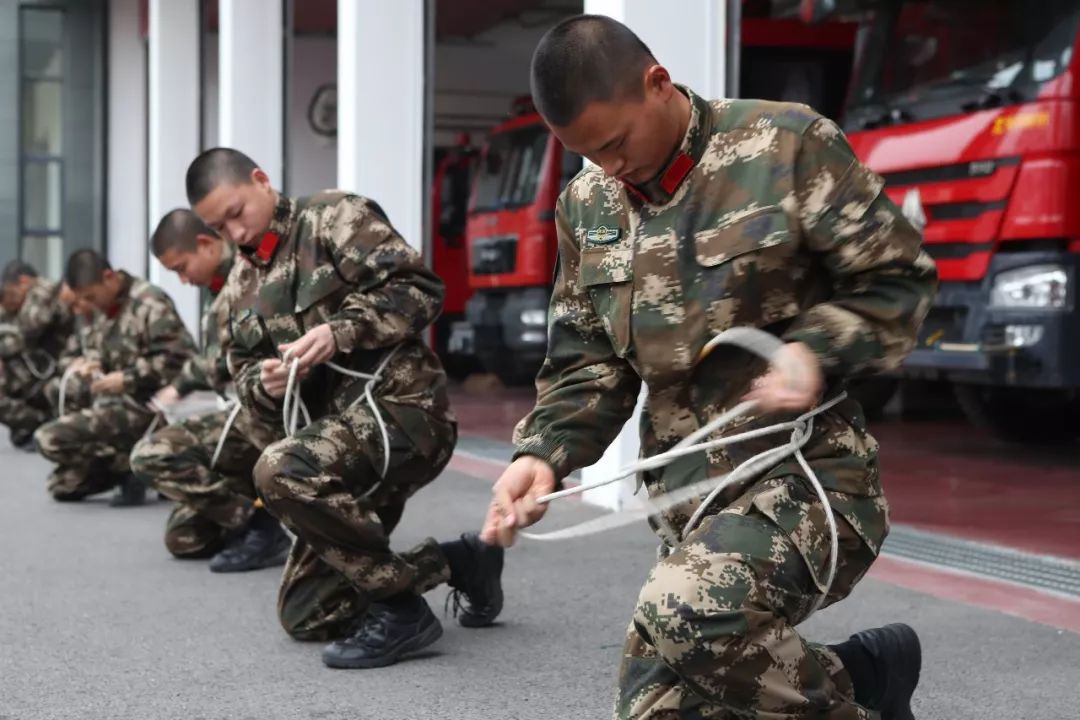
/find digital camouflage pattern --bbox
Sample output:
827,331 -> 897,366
130,407 -> 264,557
512,88 -> 936,719
44,312 -> 104,417
170,243 -> 238,396
0,278 -> 75,440
35,272 -> 195,499
130,248 -> 278,557
227,192 -> 457,638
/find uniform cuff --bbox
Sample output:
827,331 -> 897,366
512,434 -> 571,482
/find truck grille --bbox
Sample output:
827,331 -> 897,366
471,235 -> 517,275
917,307 -> 967,348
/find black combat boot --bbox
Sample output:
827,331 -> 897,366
439,531 -> 504,627
208,509 -> 291,573
829,623 -> 921,720
10,427 -> 35,452
108,473 -> 147,507
321,594 -> 443,669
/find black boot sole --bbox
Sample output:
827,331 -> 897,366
322,616 -> 443,669
457,533 -> 504,628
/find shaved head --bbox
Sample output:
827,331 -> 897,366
185,147 -> 259,205
531,14 -> 656,127
1,260 -> 37,287
65,249 -> 112,290
152,208 -> 218,258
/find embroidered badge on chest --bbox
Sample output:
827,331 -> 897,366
586,225 -> 622,245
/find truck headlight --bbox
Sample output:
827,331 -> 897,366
520,309 -> 547,326
990,265 -> 1068,310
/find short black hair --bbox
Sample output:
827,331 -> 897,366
65,249 -> 112,290
185,147 -> 259,205
151,208 -> 218,258
1,260 -> 37,287
530,14 -> 656,127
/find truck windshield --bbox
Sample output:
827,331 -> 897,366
844,0 -> 1080,129
471,124 -> 549,213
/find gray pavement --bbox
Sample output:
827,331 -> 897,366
1,440 -> 1077,719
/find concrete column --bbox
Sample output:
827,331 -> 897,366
147,0 -> 200,333
219,0 -> 284,184
578,0 -> 730,511
107,0 -> 147,277
0,0 -> 19,271
337,0 -> 427,252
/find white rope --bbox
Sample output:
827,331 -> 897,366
57,363 -> 81,417
280,346 -> 399,485
22,350 -> 56,381
210,399 -> 243,471
519,327 -> 845,615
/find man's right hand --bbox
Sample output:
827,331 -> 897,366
480,456 -> 557,547
71,358 -> 100,378
151,385 -> 181,410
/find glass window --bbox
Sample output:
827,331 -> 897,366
20,7 -> 66,274
22,161 -> 63,232
471,124 -> 551,212
22,80 -> 63,155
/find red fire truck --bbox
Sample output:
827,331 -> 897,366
836,0 -> 1080,442
452,15 -> 858,386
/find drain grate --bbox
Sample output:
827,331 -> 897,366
882,525 -> 1080,599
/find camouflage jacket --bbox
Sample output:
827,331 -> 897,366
91,271 -> 196,403
228,191 -> 453,445
513,88 -> 937,545
0,277 -> 74,362
171,243 -> 238,396
57,312 -> 104,370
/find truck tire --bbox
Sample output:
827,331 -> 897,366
953,384 -> 1080,445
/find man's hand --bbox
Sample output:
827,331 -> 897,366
260,358 -> 309,399
70,358 -> 100,378
91,371 -> 125,396
151,385 -> 181,410
741,341 -> 824,413
480,456 -> 558,547
278,324 -> 337,375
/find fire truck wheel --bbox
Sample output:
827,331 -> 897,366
953,384 -> 1080,445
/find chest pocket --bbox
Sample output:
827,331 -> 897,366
230,309 -> 274,356
579,245 -> 633,357
693,206 -> 800,331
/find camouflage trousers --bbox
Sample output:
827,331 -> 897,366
44,371 -> 93,417
0,358 -> 53,441
130,408 -> 263,559
35,398 -> 157,500
253,400 -> 457,641
616,475 -> 885,720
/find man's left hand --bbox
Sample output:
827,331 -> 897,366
278,324 -> 337,374
742,342 -> 824,412
91,371 -> 126,396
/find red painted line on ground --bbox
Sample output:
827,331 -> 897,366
450,447 -> 1080,634
447,452 -> 503,483
870,554 -> 1080,634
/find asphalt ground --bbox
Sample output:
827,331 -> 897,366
1,438 -> 1077,720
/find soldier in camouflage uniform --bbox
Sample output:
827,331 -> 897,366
35,250 -> 195,506
43,284 -> 103,418
186,147 -> 505,669
130,209 -> 290,571
0,260 -> 75,448
481,16 -> 937,720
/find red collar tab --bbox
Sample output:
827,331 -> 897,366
621,181 -> 649,204
106,301 -> 122,319
256,231 -> 280,262
209,275 -> 226,294
659,153 -> 695,195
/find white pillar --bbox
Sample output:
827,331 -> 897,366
577,0 -> 729,511
337,0 -> 427,252
148,0 -> 201,333
107,0 -> 147,277
219,0 -> 284,183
